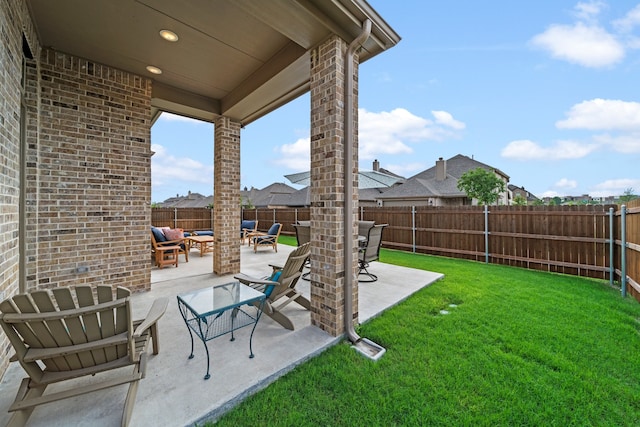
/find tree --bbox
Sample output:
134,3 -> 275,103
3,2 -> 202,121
620,187 -> 637,203
512,194 -> 527,206
457,167 -> 506,205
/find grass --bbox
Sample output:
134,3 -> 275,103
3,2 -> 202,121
212,238 -> 640,426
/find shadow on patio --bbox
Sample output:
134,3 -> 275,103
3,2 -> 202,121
0,244 -> 443,426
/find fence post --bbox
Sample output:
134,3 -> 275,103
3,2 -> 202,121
212,207 -> 215,231
295,208 -> 298,224
174,207 -> 178,229
609,207 -> 614,286
273,208 -> 276,225
484,205 -> 489,263
621,205 -> 627,298
412,206 -> 416,253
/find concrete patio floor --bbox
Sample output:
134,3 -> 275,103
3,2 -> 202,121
0,244 -> 443,426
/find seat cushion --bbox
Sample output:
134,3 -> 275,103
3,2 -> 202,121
194,230 -> 214,236
151,227 -> 167,242
254,235 -> 274,245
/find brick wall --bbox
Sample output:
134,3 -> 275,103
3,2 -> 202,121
213,116 -> 241,274
27,49 -> 153,293
0,0 -> 25,376
309,35 -> 360,336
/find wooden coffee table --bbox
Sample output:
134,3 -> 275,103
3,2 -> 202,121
187,235 -> 214,256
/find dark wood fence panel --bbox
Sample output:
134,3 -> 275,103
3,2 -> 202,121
623,199 -> 640,300
485,205 -> 612,278
152,208 -> 213,231
153,203 -> 640,301
241,208 -> 308,237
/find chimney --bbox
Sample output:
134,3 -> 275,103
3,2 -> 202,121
436,157 -> 446,181
373,159 -> 380,171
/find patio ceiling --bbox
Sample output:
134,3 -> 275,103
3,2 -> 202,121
26,0 -> 400,125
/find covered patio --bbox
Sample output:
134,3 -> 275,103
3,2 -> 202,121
0,246 -> 442,425
0,1 -> 404,423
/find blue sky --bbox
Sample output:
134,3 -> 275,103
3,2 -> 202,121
151,0 -> 640,203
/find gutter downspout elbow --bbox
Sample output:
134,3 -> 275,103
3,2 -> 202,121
344,19 -> 371,344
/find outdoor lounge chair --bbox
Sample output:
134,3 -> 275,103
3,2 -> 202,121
234,242 -> 311,330
0,285 -> 168,427
250,223 -> 282,252
358,224 -> 387,282
293,221 -> 311,280
151,226 -> 189,268
240,220 -> 258,245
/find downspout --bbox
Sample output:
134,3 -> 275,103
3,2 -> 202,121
344,20 -> 385,361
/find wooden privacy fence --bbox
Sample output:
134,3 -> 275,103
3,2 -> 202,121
152,203 -> 640,301
152,207 -> 214,231
622,198 -> 640,301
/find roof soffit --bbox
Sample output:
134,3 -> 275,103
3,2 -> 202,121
26,0 -> 399,125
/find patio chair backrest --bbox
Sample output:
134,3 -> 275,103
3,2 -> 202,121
360,224 -> 387,264
269,242 -> 310,301
294,222 -> 311,246
358,220 -> 375,238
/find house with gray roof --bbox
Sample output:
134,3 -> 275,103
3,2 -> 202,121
375,154 -> 510,207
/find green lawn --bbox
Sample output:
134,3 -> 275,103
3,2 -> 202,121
213,239 -> 640,426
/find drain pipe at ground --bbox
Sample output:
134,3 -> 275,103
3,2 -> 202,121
343,19 -> 385,360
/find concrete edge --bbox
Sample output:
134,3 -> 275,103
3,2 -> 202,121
189,334 -> 343,426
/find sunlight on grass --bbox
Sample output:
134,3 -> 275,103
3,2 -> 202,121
212,242 -> 640,426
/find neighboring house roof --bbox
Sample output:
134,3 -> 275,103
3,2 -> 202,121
284,169 -> 404,189
160,183 -> 297,208
158,191 -> 212,208
241,182 -> 297,207
359,170 -> 405,188
508,184 -> 540,202
359,187 -> 392,202
269,187 -> 310,207
378,154 -> 509,200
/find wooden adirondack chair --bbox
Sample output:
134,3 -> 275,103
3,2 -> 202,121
234,242 -> 310,330
0,285 -> 168,427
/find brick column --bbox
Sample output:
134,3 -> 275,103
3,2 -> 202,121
213,116 -> 241,275
309,35 -> 359,336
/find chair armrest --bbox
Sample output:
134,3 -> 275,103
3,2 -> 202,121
234,273 -> 278,287
133,297 -> 168,338
268,263 -> 283,270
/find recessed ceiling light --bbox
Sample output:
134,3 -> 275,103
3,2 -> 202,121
159,29 -> 179,42
146,65 -> 162,75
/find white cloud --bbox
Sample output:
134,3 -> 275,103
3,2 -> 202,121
432,110 -> 466,130
151,143 -> 213,186
273,137 -> 310,170
590,178 -> 640,197
531,22 -> 624,68
501,139 -> 598,160
273,108 -> 467,171
556,99 -> 640,130
555,178 -> 578,189
573,1 -> 607,23
158,112 -> 204,124
613,4 -> 640,33
358,108 -> 465,160
541,190 -> 561,198
593,133 -> 640,153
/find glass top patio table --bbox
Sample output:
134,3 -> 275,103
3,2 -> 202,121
178,282 -> 264,316
177,282 -> 266,379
